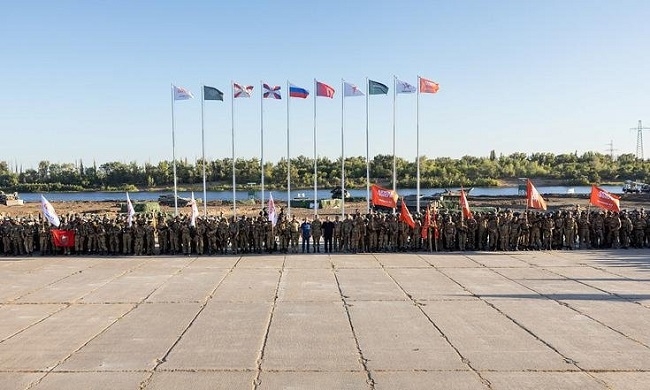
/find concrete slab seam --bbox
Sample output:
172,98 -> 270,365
333,255 -> 375,389
376,254 -> 494,389
494,258 -> 650,350
138,256 -> 244,389
25,257 -> 199,390
252,255 -> 286,390
434,263 -> 585,371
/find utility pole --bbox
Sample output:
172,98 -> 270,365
632,120 -> 650,160
605,140 -> 618,161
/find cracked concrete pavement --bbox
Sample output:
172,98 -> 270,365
0,250 -> 649,389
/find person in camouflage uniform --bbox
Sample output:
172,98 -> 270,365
443,216 -> 456,251
552,213 -> 564,249
349,215 -> 360,253
264,219 -> 275,253
591,212 -> 605,249
367,214 -> 378,252
577,211 -> 590,249
332,215 -> 341,252
632,212 -> 647,248
279,217 -> 291,253
563,212 -> 577,250
38,221 -> 50,255
487,214 -> 499,251
619,211 -> 632,249
108,220 -> 121,255
341,215 -> 352,252
508,215 -> 520,251
456,216 -> 467,251
311,215 -> 322,253
541,214 -> 554,250
289,215 -> 300,253
498,214 -> 510,251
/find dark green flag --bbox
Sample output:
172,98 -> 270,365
203,86 -> 224,101
368,80 -> 389,95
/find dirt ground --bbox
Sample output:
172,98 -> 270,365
3,193 -> 650,220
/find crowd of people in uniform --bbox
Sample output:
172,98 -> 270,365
2,205 -> 650,257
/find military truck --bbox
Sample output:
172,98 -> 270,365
0,191 -> 24,206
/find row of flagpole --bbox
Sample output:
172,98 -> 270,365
170,76 -> 439,218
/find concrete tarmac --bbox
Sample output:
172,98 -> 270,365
0,250 -> 649,389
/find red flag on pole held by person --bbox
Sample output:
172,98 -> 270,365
51,229 -> 75,247
459,189 -> 472,219
526,179 -> 547,210
589,185 -> 621,212
432,208 -> 440,240
370,184 -> 398,208
399,200 -> 416,228
421,206 -> 431,239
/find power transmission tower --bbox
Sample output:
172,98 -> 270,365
632,120 -> 650,160
605,140 -> 618,160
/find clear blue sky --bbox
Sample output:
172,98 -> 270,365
2,0 -> 649,169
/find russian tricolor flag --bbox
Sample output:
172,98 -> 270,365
289,83 -> 309,99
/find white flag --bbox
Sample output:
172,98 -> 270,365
126,192 -> 136,227
190,192 -> 199,227
396,79 -> 416,94
233,83 -> 254,98
40,195 -> 60,227
267,192 -> 277,227
173,85 -> 194,100
343,82 -> 364,97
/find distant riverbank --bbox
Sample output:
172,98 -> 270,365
10,185 -> 624,204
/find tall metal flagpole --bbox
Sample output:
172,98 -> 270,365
341,78 -> 345,217
365,77 -> 370,213
286,80 -> 291,218
201,85 -> 207,216
231,80 -> 236,217
416,75 -> 421,214
260,80 -> 265,207
392,76 -> 397,198
171,84 -> 179,216
313,78 -> 318,216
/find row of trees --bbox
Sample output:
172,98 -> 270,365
1,152 -> 649,192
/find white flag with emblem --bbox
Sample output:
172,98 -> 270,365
40,195 -> 60,227
173,85 -> 194,100
343,82 -> 364,97
396,79 -> 416,94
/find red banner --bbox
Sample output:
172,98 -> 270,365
421,206 -> 431,239
399,201 -> 416,229
526,179 -> 547,210
589,185 -> 620,213
51,229 -> 76,247
459,189 -> 472,219
371,184 -> 399,208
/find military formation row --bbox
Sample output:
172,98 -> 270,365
1,208 -> 649,257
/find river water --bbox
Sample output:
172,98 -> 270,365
17,185 -> 623,203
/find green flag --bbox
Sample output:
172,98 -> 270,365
203,86 -> 224,101
368,80 -> 389,95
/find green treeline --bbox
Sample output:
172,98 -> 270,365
1,151 -> 648,192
